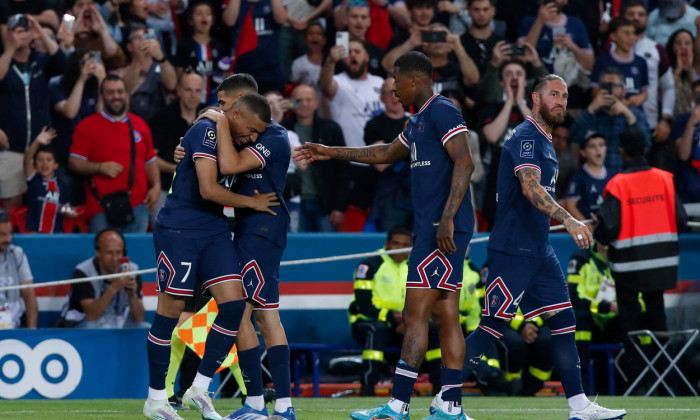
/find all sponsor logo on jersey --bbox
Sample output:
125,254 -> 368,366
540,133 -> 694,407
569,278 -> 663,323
203,127 -> 217,149
410,143 -> 431,168
255,143 -> 271,157
520,140 -> 534,158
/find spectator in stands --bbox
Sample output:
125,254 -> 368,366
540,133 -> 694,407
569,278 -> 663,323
0,209 -> 38,329
279,0 -> 331,82
569,67 -> 650,173
591,17 -> 648,110
667,29 -> 698,116
365,77 -> 411,231
422,22 -> 479,93
100,0 -> 150,47
0,0 -> 59,51
622,1 -> 677,172
518,0 -> 594,75
671,79 -> 700,205
223,0 -> 287,94
564,132 -> 611,231
566,240 -> 621,395
0,13 -> 66,211
174,0 -> 226,105
335,0 -> 387,77
71,0 -> 128,71
348,226 -> 442,396
459,0 -> 504,77
281,84 -> 350,232
123,24 -> 177,123
549,122 -> 576,202
22,127 -> 74,234
320,39 -> 384,230
60,228 -> 147,328
145,0 -> 187,58
289,21 -> 327,115
69,74 -> 160,233
148,70 -> 205,223
336,0 -> 411,52
380,0 -> 435,73
646,0 -> 700,48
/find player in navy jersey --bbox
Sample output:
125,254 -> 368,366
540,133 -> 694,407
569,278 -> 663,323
144,93 -> 279,420
462,75 -> 626,420
296,51 -> 475,420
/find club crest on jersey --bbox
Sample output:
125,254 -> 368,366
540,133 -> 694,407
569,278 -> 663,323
203,127 -> 217,149
520,140 -> 534,158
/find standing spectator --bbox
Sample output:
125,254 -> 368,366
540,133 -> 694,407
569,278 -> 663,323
0,0 -> 59,50
380,0 -> 435,73
71,0 -> 128,71
69,74 -> 161,233
289,21 -> 326,116
149,70 -> 204,222
336,0 -> 411,51
123,24 -> 177,123
174,0 -> 226,104
146,0 -> 188,58
0,13 -> 66,211
551,122 -> 577,201
569,67 -> 650,173
645,0 -> 700,48
595,127 -> 687,385
223,0 -> 287,94
0,209 -> 38,329
335,0 -> 387,77
667,29 -> 697,116
280,0 -> 331,81
59,228 -> 147,329
281,84 -> 350,232
672,79 -> 700,206
422,23 -> 479,94
459,0 -> 504,77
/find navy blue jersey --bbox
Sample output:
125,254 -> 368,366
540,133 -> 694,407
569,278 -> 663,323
565,165 -> 611,219
233,121 -> 290,248
25,173 -> 69,233
488,116 -> 558,258
398,94 -> 473,235
590,53 -> 649,97
156,119 -> 229,237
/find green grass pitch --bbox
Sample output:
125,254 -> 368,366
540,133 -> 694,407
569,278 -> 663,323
0,396 -> 699,419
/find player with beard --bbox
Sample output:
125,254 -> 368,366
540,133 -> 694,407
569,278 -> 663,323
460,75 -> 627,420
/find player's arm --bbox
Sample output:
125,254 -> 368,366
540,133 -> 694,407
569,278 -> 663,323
194,156 -> 279,214
516,166 -> 592,248
204,110 -> 263,175
294,137 -> 409,165
437,132 -> 475,254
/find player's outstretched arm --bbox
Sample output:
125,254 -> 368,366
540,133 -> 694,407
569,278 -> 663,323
293,137 -> 409,165
516,166 -> 592,249
437,132 -> 474,254
195,157 -> 279,215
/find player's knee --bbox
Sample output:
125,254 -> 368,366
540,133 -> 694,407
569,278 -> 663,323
156,294 -> 186,318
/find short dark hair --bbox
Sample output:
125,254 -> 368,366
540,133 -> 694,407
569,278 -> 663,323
498,58 -> 526,81
619,127 -> 646,158
533,74 -> 566,94
608,17 -> 634,35
621,0 -> 647,14
387,225 -> 412,242
186,0 -> 214,24
599,66 -> 623,83
583,131 -> 605,147
394,51 -> 433,78
468,0 -> 495,7
0,209 -> 9,224
100,74 -> 125,94
94,228 -> 127,254
405,0 -> 436,9
238,92 -> 271,124
217,73 -> 258,95
305,20 -> 325,35
35,145 -> 58,162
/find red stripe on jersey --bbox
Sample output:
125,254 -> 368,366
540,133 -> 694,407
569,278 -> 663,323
514,163 -> 541,174
193,152 -> 217,161
417,93 -> 439,114
246,146 -> 266,168
398,133 -> 409,148
441,125 -> 469,146
526,116 -> 553,141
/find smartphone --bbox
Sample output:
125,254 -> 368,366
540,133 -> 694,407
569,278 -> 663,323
599,82 -> 614,93
144,28 -> 156,40
62,14 -> 76,33
289,98 -> 302,110
510,43 -> 526,57
8,14 -> 29,31
88,50 -> 101,63
421,30 -> 447,43
118,257 -> 130,273
335,31 -> 349,57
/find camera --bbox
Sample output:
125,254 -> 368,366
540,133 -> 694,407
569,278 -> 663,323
421,30 -> 447,43
8,14 -> 29,31
510,43 -> 526,57
289,98 -> 302,110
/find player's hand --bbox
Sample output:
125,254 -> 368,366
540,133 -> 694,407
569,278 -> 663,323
100,161 -> 124,178
293,143 -> 332,164
174,141 -> 185,163
251,189 -> 279,215
195,108 -> 227,125
564,216 -> 592,249
436,217 -> 456,254
521,322 -> 538,344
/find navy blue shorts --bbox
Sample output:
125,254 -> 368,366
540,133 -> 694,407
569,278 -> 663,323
482,249 -> 571,321
153,226 -> 241,297
407,231 -> 471,291
236,234 -> 283,310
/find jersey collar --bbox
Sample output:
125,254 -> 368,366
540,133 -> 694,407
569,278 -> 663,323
416,93 -> 439,114
526,116 -> 553,141
100,110 -> 129,123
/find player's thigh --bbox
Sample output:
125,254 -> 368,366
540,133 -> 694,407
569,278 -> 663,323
237,235 -> 283,310
519,255 -> 571,319
431,288 -> 461,330
198,231 -> 243,302
481,250 -> 538,321
154,227 -> 200,297
407,231 -> 471,292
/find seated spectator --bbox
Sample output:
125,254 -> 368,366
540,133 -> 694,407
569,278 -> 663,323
279,0 -> 331,81
59,228 -> 147,328
69,74 -> 160,233
646,0 -> 700,48
564,132 -> 611,231
422,23 -> 479,93
591,17 -> 648,110
0,209 -> 37,329
380,0 -> 435,73
667,29 -> 698,116
671,79 -> 700,205
71,0 -> 127,71
174,0 -> 226,105
348,226 -> 441,395
569,67 -> 650,173
0,0 -> 59,51
0,13 -> 66,211
22,127 -> 75,233
459,0 -> 505,77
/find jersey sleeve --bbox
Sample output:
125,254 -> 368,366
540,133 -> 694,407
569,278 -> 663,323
187,121 -> 218,162
431,100 -> 469,146
244,126 -> 288,169
505,132 -> 541,175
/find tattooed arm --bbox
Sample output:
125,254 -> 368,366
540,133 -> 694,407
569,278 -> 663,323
293,137 -> 410,165
516,166 -> 592,248
437,132 -> 475,253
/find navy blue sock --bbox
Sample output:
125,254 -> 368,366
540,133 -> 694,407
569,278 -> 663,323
268,345 -> 291,399
463,317 -> 507,378
198,300 -> 246,378
391,360 -> 419,403
440,367 -> 463,402
238,346 -> 264,397
147,313 -> 179,390
547,309 -> 585,398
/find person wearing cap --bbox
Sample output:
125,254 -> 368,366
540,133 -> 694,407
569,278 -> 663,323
646,0 -> 700,47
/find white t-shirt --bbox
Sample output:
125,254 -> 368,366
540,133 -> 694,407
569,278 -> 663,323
329,72 -> 384,148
